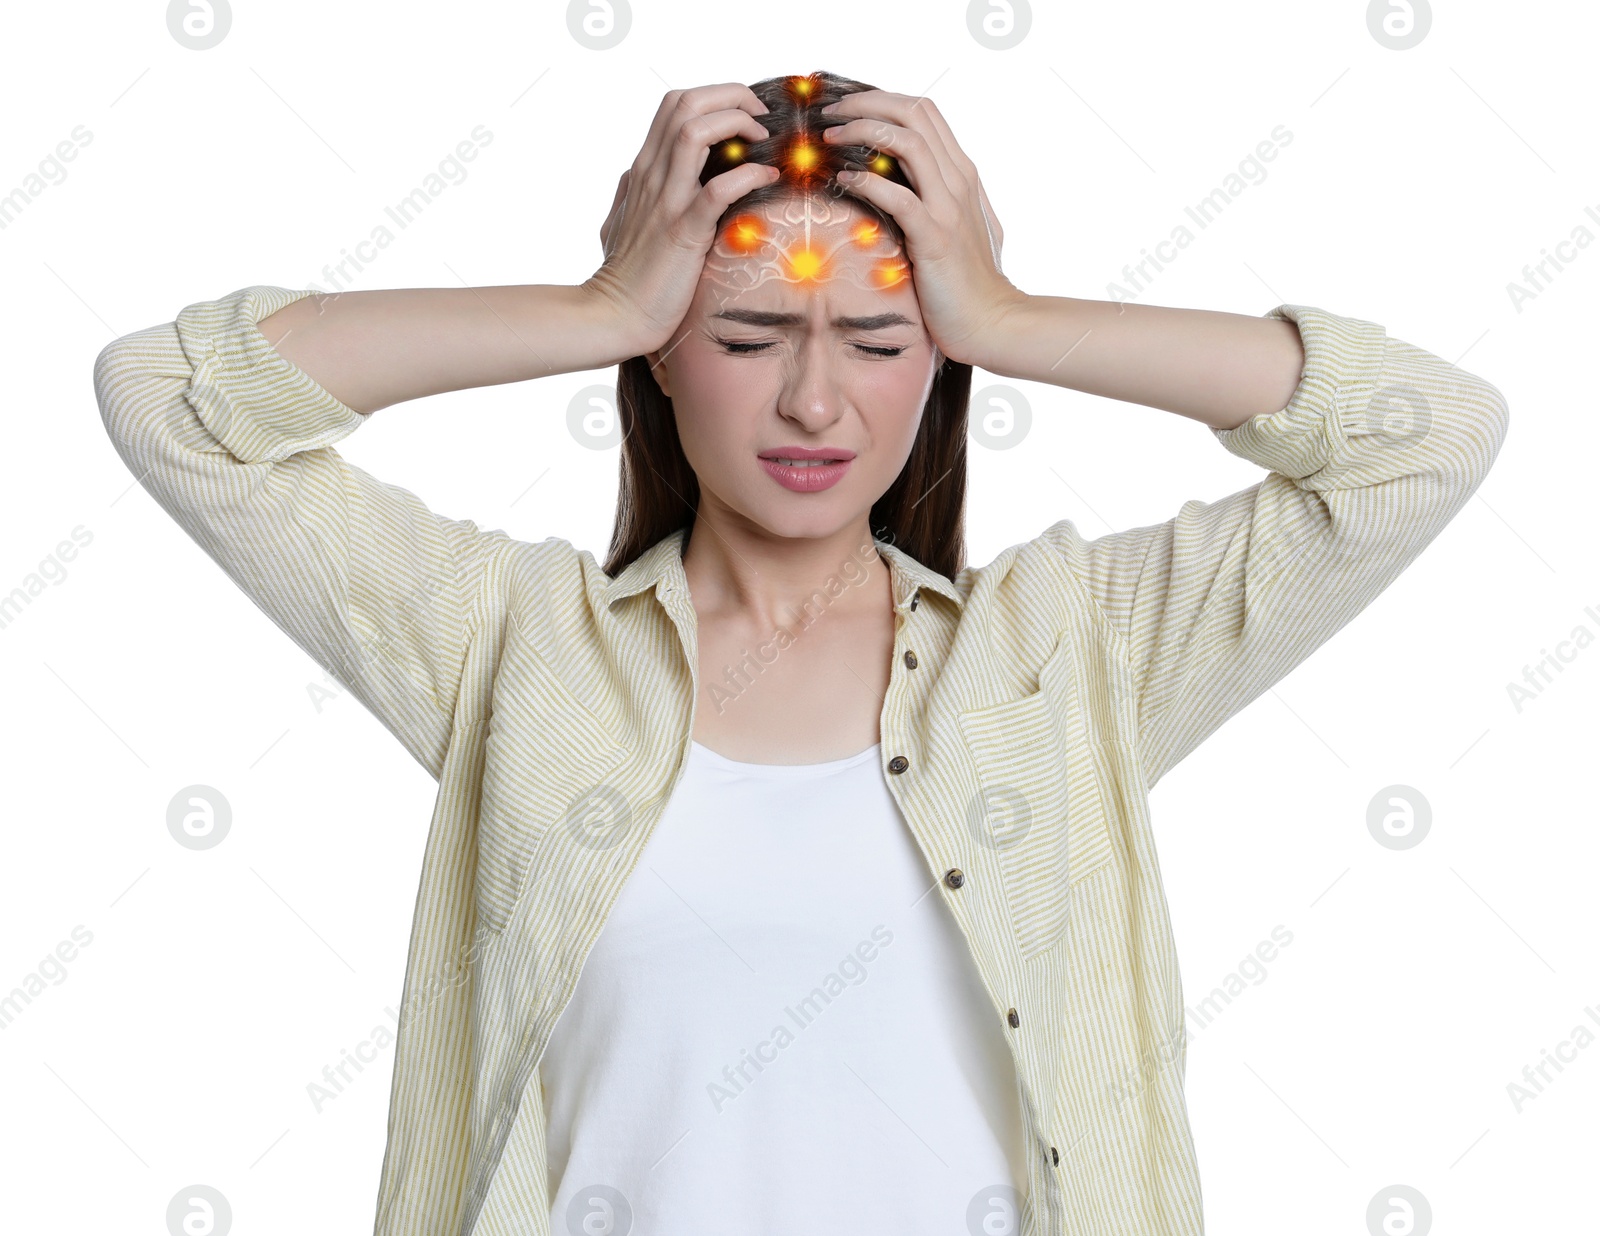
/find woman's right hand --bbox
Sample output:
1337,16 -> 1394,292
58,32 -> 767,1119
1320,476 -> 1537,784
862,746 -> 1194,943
584,83 -> 779,357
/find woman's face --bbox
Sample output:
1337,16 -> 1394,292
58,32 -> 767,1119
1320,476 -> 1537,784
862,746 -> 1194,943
645,192 -> 941,542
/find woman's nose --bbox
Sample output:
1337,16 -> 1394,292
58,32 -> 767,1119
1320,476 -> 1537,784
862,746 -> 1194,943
775,345 -> 845,427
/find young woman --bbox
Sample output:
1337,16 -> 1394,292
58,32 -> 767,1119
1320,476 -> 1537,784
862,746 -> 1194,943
95,70 -> 1508,1236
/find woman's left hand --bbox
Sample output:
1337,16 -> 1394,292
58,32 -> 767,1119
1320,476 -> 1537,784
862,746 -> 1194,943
820,89 -> 1024,367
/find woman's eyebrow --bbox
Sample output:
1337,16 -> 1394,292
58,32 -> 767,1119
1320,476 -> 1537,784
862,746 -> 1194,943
711,308 -> 915,330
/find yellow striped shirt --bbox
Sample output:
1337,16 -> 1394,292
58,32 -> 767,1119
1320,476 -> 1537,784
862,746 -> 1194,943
93,285 -> 1509,1235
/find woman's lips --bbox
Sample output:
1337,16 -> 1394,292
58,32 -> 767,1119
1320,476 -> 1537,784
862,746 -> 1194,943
758,456 -> 853,492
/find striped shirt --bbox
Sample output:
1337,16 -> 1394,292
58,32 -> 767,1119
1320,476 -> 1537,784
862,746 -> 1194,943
93,284 -> 1509,1235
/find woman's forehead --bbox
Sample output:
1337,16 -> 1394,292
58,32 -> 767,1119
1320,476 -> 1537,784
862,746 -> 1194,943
700,192 -> 911,300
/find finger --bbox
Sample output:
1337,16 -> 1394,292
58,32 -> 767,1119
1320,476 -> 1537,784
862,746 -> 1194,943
909,97 -> 1005,261
633,89 -> 686,176
830,91 -> 1001,259
821,116 -> 960,210
636,82 -> 770,175
655,105 -> 771,202
826,168 -> 937,255
678,160 -> 782,245
824,90 -> 965,190
904,95 -> 980,183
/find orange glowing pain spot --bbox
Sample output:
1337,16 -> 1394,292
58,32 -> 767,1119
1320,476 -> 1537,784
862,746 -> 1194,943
787,141 -> 820,174
723,214 -> 766,253
786,247 -> 827,282
872,258 -> 910,289
869,153 -> 893,175
851,219 -> 881,247
724,141 -> 745,160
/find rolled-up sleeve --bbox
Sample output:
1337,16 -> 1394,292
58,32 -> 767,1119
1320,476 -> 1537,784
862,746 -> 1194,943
93,284 -> 511,779
1044,304 -> 1511,788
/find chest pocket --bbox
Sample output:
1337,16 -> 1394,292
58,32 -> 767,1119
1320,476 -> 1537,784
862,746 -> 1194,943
476,617 -> 631,936
957,636 -> 1115,959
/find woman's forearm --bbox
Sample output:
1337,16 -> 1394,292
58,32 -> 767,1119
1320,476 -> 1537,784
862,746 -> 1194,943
972,294 -> 1307,432
256,282 -> 641,416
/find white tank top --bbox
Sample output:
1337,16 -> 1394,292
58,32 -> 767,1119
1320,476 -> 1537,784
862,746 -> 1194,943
540,738 -> 1029,1234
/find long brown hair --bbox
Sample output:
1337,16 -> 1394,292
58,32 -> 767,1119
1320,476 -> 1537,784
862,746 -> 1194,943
601,69 -> 971,581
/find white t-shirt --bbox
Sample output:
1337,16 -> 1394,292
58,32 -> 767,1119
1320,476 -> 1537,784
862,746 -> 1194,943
540,738 -> 1029,1234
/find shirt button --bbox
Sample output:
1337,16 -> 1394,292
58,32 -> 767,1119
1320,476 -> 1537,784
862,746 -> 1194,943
1050,1145 -> 1059,1166
887,755 -> 909,774
1007,1007 -> 1020,1028
944,868 -> 964,888
903,649 -> 918,669
909,589 -> 920,611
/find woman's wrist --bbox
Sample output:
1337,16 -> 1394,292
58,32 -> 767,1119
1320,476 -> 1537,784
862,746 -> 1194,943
577,273 -> 672,365
948,284 -> 1035,373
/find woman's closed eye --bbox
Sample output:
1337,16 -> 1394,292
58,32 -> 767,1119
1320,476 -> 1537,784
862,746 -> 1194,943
713,336 -> 907,358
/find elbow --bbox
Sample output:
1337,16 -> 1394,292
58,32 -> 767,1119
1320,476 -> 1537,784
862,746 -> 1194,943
1462,374 -> 1511,485
93,335 -> 143,449
1483,376 -> 1511,444
1409,367 -> 1510,491
94,327 -> 179,456
1435,346 -> 1510,465
1409,374 -> 1510,531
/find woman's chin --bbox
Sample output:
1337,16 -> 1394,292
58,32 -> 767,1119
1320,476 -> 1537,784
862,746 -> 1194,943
741,500 -> 863,544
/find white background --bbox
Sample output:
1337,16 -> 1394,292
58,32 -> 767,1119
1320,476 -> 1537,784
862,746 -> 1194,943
1,0 -> 1592,1232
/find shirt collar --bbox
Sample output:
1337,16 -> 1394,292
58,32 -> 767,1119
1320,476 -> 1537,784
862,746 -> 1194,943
602,524 -> 965,613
